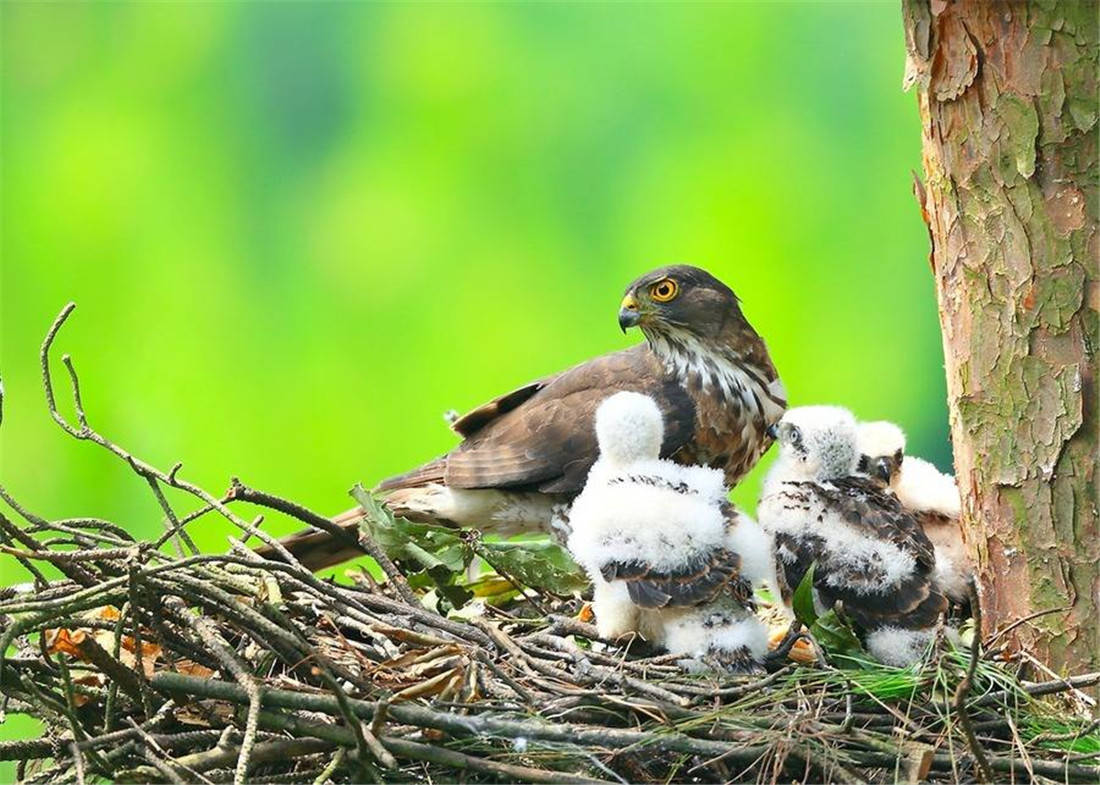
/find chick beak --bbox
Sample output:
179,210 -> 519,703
874,459 -> 892,484
618,294 -> 642,333
766,423 -> 780,440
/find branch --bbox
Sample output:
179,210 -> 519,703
953,577 -> 993,783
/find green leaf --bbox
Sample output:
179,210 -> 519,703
791,562 -> 819,627
350,484 -> 474,610
809,608 -> 864,657
476,540 -> 589,595
350,484 -> 470,572
350,484 -> 588,600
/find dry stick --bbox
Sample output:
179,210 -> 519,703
983,604 -> 1073,650
53,657 -> 112,776
0,544 -> 139,564
0,519 -> 51,591
520,633 -> 691,709
972,672 -> 1100,707
68,741 -> 85,785
255,709 -> 620,785
38,348 -> 477,653
927,752 -> 1100,783
1018,649 -> 1099,709
358,723 -> 397,770
225,477 -> 418,605
1030,717 -> 1100,744
126,564 -> 158,717
140,473 -> 199,558
49,516 -> 137,543
312,747 -> 346,785
1003,711 -> 1037,783
40,305 -> 286,571
0,507 -> 95,587
0,739 -> 57,761
170,602 -> 263,785
124,718 -> 208,785
153,493 -> 225,551
153,672 -> 777,765
128,736 -> 336,780
953,578 -> 994,784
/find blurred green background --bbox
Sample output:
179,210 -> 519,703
0,0 -> 947,755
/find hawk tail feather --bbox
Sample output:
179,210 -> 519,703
376,457 -> 447,491
253,506 -> 366,571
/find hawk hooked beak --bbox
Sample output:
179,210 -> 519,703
618,293 -> 643,333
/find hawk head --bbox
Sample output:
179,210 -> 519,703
594,391 -> 664,468
771,405 -> 858,481
855,421 -> 906,485
618,265 -> 741,339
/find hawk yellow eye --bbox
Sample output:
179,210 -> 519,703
650,279 -> 678,303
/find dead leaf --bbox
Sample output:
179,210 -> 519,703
174,659 -> 215,679
45,604 -> 161,678
44,627 -> 90,658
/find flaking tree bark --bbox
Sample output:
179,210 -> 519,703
902,0 -> 1098,673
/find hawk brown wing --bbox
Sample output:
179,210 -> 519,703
449,376 -> 556,437
383,345 -> 697,495
601,548 -> 754,610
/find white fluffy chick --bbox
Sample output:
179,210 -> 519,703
758,406 -> 949,667
567,391 -> 771,671
855,421 -> 972,610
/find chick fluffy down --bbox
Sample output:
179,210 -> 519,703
658,599 -> 769,663
855,420 -> 906,460
864,626 -> 935,667
568,459 -> 729,578
569,461 -> 772,661
894,457 -> 961,518
570,391 -> 774,665
757,482 -> 918,596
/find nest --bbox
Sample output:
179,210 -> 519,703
0,304 -> 1097,785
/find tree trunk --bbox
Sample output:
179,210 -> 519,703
902,0 -> 1098,675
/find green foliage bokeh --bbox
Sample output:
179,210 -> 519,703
1,2 -> 948,570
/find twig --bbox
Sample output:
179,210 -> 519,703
226,478 -> 418,605
983,604 -> 1073,650
954,577 -> 993,783
256,710 -> 621,785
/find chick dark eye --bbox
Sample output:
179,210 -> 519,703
788,426 -> 802,446
650,279 -> 678,303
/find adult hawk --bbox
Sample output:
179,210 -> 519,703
856,420 -> 972,613
263,265 -> 786,570
757,406 -> 948,667
566,391 -> 772,670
